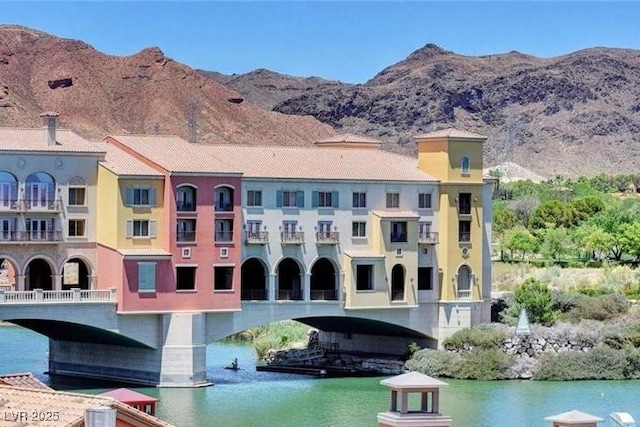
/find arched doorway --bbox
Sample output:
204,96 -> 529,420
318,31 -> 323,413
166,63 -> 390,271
457,264 -> 472,299
0,258 -> 17,289
62,258 -> 90,290
241,258 -> 268,300
310,258 -> 337,300
391,264 -> 405,301
26,259 -> 53,290
277,258 -> 302,301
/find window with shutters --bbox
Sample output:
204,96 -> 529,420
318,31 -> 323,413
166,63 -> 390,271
126,219 -> 156,238
125,187 -> 157,207
138,262 -> 156,293
277,190 -> 304,208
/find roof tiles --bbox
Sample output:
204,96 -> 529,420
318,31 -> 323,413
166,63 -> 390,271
414,128 -> 487,140
0,127 -> 105,154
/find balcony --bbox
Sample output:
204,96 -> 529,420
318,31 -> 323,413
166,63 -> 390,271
0,199 -> 62,212
390,232 -> 407,243
456,289 -> 472,301
176,201 -> 196,212
280,231 -> 304,245
0,199 -> 21,211
310,289 -> 338,300
177,231 -> 196,243
215,203 -> 234,213
0,231 -> 63,243
315,231 -> 339,245
418,231 -> 439,244
215,230 -> 234,243
245,230 -> 269,245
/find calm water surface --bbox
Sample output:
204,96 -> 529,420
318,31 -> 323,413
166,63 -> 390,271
1,325 -> 637,427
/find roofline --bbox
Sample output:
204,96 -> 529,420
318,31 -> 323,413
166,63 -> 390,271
241,177 -> 440,184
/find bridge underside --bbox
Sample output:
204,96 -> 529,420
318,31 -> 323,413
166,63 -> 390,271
296,316 -> 427,339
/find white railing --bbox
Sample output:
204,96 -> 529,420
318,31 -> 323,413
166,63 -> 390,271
456,289 -> 472,300
0,288 -> 116,304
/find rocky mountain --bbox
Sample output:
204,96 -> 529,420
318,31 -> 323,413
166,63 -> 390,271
0,25 -> 333,144
207,44 -> 640,177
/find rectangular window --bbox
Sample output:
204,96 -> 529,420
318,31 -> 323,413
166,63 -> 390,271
176,266 -> 197,291
352,192 -> 366,208
214,266 -> 234,291
247,190 -> 262,207
318,191 -> 333,208
459,220 -> 471,242
461,156 -> 471,174
126,219 -> 156,238
177,219 -> 196,242
282,220 -> 298,234
68,187 -> 86,206
356,265 -> 374,291
459,193 -> 472,215
277,190 -> 304,208
68,219 -> 86,237
126,187 -> 157,207
386,192 -> 400,208
246,220 -> 262,233
418,267 -> 433,290
352,221 -> 366,238
138,262 -> 157,293
418,193 -> 432,209
390,221 -> 407,242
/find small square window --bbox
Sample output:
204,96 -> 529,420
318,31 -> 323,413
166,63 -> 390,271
390,221 -> 407,242
386,192 -> 400,208
247,190 -> 262,207
214,266 -> 234,291
352,221 -> 366,238
352,192 -> 366,208
68,187 -> 86,206
459,220 -> 471,242
176,266 -> 196,291
418,193 -> 432,209
68,219 -> 85,237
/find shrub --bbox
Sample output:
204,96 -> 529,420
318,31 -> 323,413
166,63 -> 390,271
405,349 -> 460,378
455,348 -> 514,380
575,293 -> 629,321
551,290 -> 584,313
512,278 -> 557,326
534,346 -> 630,380
443,325 -> 507,351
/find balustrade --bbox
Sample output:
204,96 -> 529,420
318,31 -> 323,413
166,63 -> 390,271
0,288 -> 116,304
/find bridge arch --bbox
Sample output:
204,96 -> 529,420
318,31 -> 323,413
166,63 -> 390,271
61,256 -> 93,290
24,256 -> 55,290
276,257 -> 303,301
310,257 -> 339,300
241,257 -> 269,300
391,264 -> 406,301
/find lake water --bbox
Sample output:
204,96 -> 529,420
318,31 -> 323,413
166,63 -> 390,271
0,325 -> 638,427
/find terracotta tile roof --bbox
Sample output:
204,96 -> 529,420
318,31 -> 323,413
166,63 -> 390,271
0,385 -> 174,426
372,210 -> 420,219
106,135 -> 242,176
414,128 -> 487,140
544,409 -> 604,423
99,388 -> 157,404
0,372 -> 50,390
117,249 -> 172,258
0,127 -> 105,154
314,133 -> 382,145
107,135 -> 437,182
98,142 -> 164,177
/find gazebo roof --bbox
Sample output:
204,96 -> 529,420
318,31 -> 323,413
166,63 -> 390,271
544,409 -> 604,424
99,388 -> 158,404
380,372 -> 448,390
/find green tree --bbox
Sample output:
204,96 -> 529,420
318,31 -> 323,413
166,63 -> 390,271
513,278 -> 556,326
619,222 -> 640,262
570,196 -> 605,222
503,227 -> 538,260
530,200 -> 578,229
572,223 -> 614,261
493,204 -> 518,236
539,226 -> 570,260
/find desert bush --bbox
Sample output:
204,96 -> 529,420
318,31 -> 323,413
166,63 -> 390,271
506,355 -> 540,379
405,349 -> 460,378
443,325 -> 507,351
551,290 -> 585,313
575,293 -> 629,321
534,346 -> 630,380
455,348 -> 514,380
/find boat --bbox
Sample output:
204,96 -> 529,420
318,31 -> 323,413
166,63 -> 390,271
610,412 -> 635,427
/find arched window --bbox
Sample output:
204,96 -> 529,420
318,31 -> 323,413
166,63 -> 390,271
176,184 -> 197,212
0,172 -> 18,208
391,264 -> 405,301
461,156 -> 470,175
456,265 -> 472,300
25,172 -> 55,209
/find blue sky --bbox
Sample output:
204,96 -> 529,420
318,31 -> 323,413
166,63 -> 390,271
3,2 -> 640,83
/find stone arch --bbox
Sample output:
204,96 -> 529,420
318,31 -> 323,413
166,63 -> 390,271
24,257 -> 55,290
391,264 -> 405,301
241,257 -> 268,300
0,171 -> 18,209
310,257 -> 338,300
0,256 -> 19,289
276,257 -> 303,301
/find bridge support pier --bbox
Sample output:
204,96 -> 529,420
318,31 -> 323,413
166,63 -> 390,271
48,312 -> 209,387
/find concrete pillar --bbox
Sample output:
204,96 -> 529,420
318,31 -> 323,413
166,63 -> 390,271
53,274 -> 62,291
268,273 -> 276,301
159,312 -> 209,387
303,273 -> 311,301
16,275 -> 25,291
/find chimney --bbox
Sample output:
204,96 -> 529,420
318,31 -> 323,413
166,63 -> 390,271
40,111 -> 59,146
